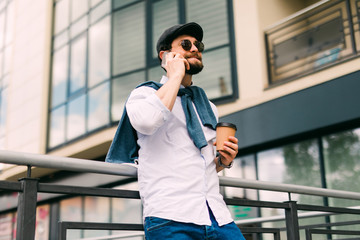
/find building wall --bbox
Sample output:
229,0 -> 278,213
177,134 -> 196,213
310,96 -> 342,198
0,0 -> 53,179
6,0 -> 51,153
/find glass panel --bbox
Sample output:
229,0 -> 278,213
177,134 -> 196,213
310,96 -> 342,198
323,129 -> 360,232
3,45 -> 11,75
0,11 -> 5,47
111,182 -> 142,222
186,0 -> 229,49
0,213 -> 12,239
90,0 -> 110,24
83,197 -> 110,238
257,140 -> 324,237
152,0 -> 178,58
0,51 -> 3,77
70,15 -> 87,39
51,46 -> 68,107
34,205 -> 50,239
258,140 -> 322,204
111,182 -> 142,240
223,155 -> 258,221
71,0 -> 88,22
147,65 -> 164,82
54,0 -> 70,34
88,81 -> 109,130
5,1 -> 14,45
70,35 -> 86,94
91,0 -> 103,8
66,95 -> 86,140
224,155 -> 257,200
88,16 -> 110,87
274,17 -> 344,68
60,197 -> 82,239
323,129 -> 360,206
2,74 -> 8,86
113,0 -> 138,9
195,47 -> 232,99
53,30 -> 69,50
84,197 -> 110,222
0,1 -> 5,10
111,71 -> 145,121
112,2 -> 145,76
49,105 -> 66,148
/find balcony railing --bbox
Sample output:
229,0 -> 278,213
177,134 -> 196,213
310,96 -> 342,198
0,150 -> 360,239
265,0 -> 360,85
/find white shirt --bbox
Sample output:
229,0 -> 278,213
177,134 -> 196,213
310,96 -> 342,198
126,76 -> 233,226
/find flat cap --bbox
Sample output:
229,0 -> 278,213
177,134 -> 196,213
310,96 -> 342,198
156,22 -> 203,54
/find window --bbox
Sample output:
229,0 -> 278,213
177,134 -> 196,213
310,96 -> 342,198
265,0 -> 360,84
257,140 -> 323,204
48,0 -> 237,149
323,128 -> 360,232
226,129 -> 360,238
222,155 -> 258,221
256,140 -> 325,239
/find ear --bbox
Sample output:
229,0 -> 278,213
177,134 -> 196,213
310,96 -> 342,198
159,51 -> 167,60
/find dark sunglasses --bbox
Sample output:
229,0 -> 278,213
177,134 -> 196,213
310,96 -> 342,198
180,39 -> 205,52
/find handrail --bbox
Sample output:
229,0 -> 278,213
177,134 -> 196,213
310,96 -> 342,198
235,206 -> 360,225
220,177 -> 360,200
1,150 -> 360,240
0,150 -> 137,177
1,150 -> 360,201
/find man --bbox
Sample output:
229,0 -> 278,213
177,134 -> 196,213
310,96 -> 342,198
108,22 -> 245,239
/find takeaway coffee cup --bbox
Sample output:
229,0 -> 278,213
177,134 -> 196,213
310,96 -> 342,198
216,122 -> 237,151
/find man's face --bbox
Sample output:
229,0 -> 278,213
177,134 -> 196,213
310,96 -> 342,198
170,35 -> 204,75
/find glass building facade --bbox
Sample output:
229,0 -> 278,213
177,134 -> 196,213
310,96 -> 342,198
48,0 -> 237,149
224,127 -> 360,239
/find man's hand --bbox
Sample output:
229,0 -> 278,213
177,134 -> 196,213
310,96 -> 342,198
214,136 -> 238,171
164,52 -> 190,80
156,52 -> 191,111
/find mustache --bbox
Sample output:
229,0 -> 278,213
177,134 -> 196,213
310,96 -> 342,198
185,53 -> 202,60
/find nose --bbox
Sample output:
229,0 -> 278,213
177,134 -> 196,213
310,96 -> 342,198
190,42 -> 199,52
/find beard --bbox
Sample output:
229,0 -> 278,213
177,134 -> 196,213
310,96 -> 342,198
185,55 -> 204,75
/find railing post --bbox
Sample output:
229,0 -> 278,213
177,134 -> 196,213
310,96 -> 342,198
58,222 -> 67,240
284,200 -> 300,240
16,178 -> 39,240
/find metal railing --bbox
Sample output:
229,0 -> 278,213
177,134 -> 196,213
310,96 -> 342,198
0,150 -> 360,240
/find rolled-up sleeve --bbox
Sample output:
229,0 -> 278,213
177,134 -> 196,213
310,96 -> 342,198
126,86 -> 171,135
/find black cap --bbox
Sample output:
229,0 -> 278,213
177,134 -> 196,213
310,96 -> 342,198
156,22 -> 203,55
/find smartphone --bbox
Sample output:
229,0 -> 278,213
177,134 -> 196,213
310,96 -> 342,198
161,51 -> 169,68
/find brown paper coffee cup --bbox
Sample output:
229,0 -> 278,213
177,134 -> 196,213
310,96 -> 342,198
216,122 -> 237,151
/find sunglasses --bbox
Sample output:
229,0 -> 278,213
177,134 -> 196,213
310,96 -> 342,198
180,39 -> 205,52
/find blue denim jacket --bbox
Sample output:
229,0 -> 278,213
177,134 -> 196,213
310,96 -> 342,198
105,81 -> 162,164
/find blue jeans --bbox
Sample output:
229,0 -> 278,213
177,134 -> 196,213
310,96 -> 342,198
144,208 -> 246,240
